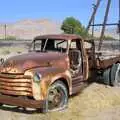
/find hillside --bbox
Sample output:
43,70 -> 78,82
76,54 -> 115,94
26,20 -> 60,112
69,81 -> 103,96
0,19 -> 62,39
0,19 -> 119,40
89,27 -> 119,40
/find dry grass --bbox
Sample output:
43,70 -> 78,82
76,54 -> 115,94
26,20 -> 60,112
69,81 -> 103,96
0,47 -> 27,53
0,47 -> 27,59
0,47 -> 120,120
1,83 -> 120,120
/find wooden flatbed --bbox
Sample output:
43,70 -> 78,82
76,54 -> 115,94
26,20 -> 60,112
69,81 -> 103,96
85,41 -> 120,70
96,51 -> 120,69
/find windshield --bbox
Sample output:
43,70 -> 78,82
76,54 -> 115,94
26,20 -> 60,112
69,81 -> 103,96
30,39 -> 68,53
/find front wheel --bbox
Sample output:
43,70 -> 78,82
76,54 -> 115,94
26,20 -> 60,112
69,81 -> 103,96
45,81 -> 68,112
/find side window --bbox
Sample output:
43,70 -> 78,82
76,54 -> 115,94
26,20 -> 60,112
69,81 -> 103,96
34,40 -> 42,51
69,39 -> 82,72
84,42 -> 92,49
70,39 -> 81,50
70,40 -> 77,49
55,40 -> 67,49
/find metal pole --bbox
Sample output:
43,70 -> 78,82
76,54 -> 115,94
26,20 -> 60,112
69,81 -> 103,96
4,24 -> 7,40
119,0 -> 120,49
86,0 -> 101,32
90,23 -> 118,26
98,0 -> 111,51
92,4 -> 96,37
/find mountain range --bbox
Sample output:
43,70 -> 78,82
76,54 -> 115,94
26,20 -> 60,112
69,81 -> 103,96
0,19 -> 119,40
0,19 -> 62,39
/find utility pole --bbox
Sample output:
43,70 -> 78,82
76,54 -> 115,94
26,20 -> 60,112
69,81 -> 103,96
4,24 -> 7,40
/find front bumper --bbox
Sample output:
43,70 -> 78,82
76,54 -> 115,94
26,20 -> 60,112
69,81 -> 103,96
0,94 -> 46,109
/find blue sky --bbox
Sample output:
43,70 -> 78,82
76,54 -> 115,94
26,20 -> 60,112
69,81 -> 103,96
0,0 -> 119,26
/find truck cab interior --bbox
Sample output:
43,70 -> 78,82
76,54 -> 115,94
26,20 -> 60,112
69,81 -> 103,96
69,39 -> 82,76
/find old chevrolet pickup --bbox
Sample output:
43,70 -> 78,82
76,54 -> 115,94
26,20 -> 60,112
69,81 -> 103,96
0,34 -> 120,112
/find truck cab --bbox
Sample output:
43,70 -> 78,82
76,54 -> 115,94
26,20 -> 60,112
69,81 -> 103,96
0,34 -> 89,112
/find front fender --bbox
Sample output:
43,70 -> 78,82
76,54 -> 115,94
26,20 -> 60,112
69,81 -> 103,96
26,67 -> 72,100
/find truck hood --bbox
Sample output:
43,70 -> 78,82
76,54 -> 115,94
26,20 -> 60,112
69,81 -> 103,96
0,52 -> 68,74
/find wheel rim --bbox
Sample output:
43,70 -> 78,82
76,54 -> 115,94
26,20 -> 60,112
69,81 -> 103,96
47,86 -> 66,110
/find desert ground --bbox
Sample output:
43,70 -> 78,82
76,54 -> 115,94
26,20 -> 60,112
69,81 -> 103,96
0,40 -> 120,120
1,83 -> 120,120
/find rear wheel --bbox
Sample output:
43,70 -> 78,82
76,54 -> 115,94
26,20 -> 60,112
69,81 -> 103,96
103,68 -> 111,85
110,63 -> 120,86
0,104 -> 2,106
0,93 -> 3,106
45,81 -> 68,112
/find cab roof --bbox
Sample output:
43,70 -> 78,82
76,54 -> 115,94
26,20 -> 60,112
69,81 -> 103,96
34,34 -> 83,40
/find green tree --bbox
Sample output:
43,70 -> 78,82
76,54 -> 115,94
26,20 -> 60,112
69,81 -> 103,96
61,17 -> 89,38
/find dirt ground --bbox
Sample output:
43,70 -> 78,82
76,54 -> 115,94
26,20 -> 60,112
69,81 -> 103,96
0,83 -> 120,120
0,46 -> 120,120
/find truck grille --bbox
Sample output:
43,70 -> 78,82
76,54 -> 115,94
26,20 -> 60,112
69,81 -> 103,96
0,73 -> 32,96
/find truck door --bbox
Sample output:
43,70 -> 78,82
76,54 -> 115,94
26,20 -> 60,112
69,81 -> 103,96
69,39 -> 84,94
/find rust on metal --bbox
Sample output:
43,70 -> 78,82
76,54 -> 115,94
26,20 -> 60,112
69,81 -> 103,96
0,73 -> 32,96
0,90 -> 32,96
0,34 -> 120,109
34,34 -> 83,41
0,94 -> 45,109
96,55 -> 120,69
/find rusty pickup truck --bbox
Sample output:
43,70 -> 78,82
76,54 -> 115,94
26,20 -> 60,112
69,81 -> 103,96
0,34 -> 120,112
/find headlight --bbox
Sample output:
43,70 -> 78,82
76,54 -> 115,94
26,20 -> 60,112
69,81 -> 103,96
33,72 -> 42,83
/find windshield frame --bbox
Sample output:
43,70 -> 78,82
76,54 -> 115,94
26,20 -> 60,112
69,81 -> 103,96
29,38 -> 69,53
